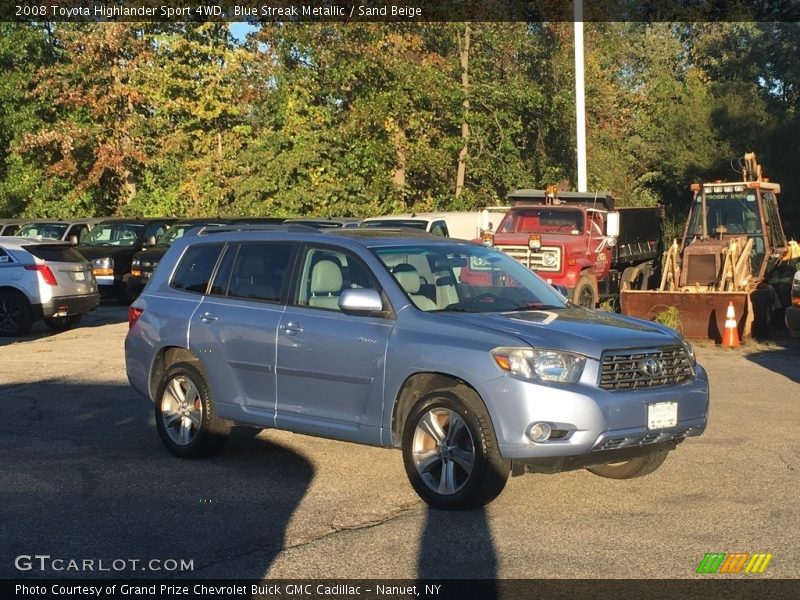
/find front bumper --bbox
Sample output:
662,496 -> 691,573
34,293 -> 100,319
477,363 -> 709,463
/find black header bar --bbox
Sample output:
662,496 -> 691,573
3,0 -> 800,23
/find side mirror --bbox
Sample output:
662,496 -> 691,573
68,235 -> 78,245
606,211 -> 620,238
339,288 -> 384,316
145,236 -> 157,248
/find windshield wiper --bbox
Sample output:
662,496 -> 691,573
505,303 -> 565,312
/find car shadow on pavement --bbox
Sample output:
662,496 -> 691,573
0,303 -> 129,346
744,338 -> 800,384
0,379 -> 313,580
417,507 -> 498,597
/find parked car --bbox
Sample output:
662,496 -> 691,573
77,218 -> 174,303
125,227 -> 709,509
0,237 -> 99,336
360,211 -> 488,239
15,219 -> 100,243
0,219 -> 30,236
128,219 -> 229,300
785,269 -> 800,337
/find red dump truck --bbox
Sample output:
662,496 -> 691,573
481,188 -> 663,307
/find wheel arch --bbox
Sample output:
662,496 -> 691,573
390,371 -> 488,448
0,285 -> 29,299
149,346 -> 201,400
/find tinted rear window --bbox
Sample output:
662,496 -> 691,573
171,244 -> 224,294
23,245 -> 85,263
226,242 -> 295,303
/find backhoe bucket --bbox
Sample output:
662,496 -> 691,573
620,290 -> 751,343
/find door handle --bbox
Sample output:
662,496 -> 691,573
280,321 -> 303,335
198,312 -> 218,323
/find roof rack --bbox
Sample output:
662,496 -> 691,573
193,223 -> 321,236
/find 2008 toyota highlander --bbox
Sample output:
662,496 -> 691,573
125,225 -> 708,509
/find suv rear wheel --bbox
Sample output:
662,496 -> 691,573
0,291 -> 33,336
155,361 -> 231,458
587,448 -> 670,479
402,388 -> 510,510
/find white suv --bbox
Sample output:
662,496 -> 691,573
0,237 -> 99,336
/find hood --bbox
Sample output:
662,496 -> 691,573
440,307 -> 679,359
492,232 -> 582,244
76,245 -> 140,261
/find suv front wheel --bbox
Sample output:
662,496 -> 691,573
402,389 -> 510,510
155,361 -> 231,458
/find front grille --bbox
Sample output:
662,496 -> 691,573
599,346 -> 694,390
496,245 -> 561,272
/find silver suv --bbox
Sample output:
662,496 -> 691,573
125,226 -> 709,509
0,237 -> 99,336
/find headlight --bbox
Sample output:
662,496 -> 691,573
542,253 -> 557,267
680,338 -> 696,365
92,257 -> 113,276
132,258 -> 140,267
491,347 -> 586,384
92,257 -> 113,269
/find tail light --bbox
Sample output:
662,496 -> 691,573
25,264 -> 57,285
128,306 -> 144,329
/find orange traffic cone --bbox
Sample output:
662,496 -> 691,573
722,301 -> 740,348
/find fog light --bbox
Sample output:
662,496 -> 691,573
528,422 -> 552,442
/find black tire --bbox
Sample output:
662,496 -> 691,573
0,291 -> 34,337
402,388 -> 510,510
573,275 -> 597,308
587,448 -> 670,479
154,361 -> 231,458
43,314 -> 83,331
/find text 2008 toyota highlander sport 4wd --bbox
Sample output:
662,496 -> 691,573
125,226 -> 708,509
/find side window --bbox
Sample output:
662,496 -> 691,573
430,221 -> 449,237
69,224 -> 88,242
295,246 -> 379,311
171,244 -> 223,294
589,212 -> 604,237
144,223 -> 168,241
208,244 -> 237,296
0,248 -> 11,264
227,242 -> 294,303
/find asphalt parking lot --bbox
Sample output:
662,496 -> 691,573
1,303 -> 798,580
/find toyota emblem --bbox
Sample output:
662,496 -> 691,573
641,358 -> 663,378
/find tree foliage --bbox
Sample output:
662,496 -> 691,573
1,21 -> 798,237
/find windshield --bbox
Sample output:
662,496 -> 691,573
362,219 -> 428,230
83,223 -> 143,246
687,190 -> 760,237
497,207 -> 584,235
373,243 -> 568,312
16,223 -> 68,240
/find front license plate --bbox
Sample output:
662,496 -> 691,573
647,401 -> 678,430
